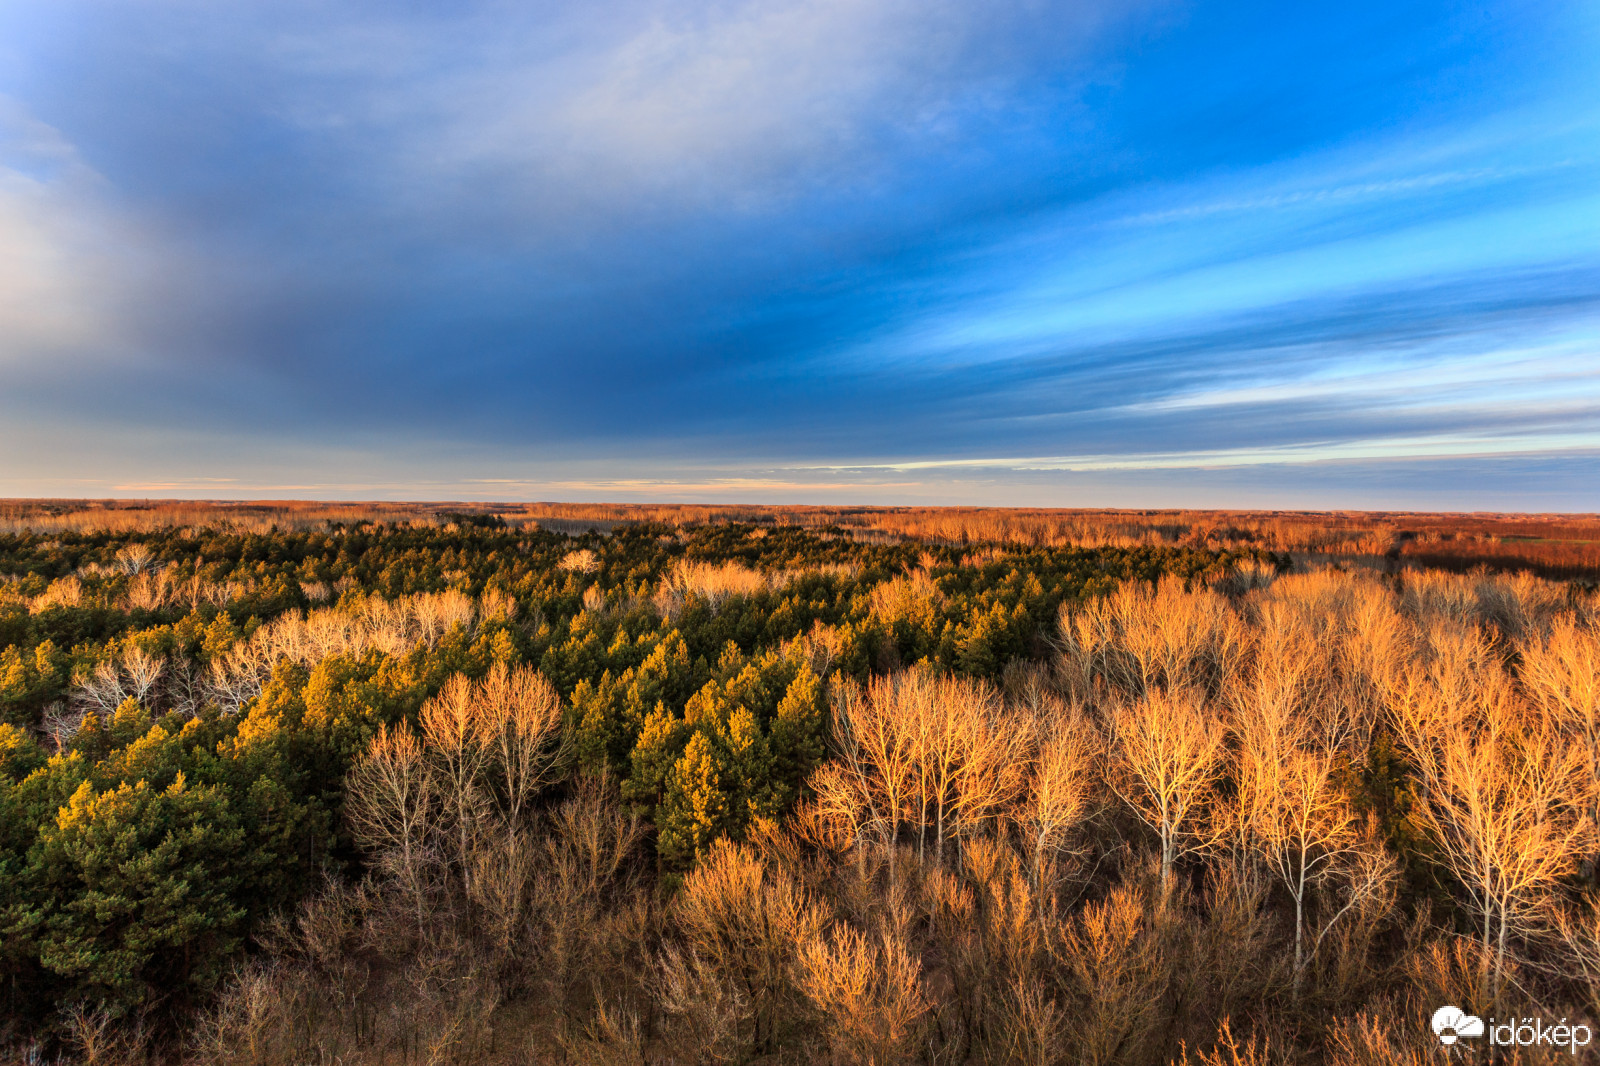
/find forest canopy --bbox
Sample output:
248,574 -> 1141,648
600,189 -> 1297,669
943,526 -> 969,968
0,513 -> 1595,1064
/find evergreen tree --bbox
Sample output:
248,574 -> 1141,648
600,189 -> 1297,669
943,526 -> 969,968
31,774 -> 247,1015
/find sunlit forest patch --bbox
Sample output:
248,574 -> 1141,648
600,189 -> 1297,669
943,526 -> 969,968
0,508 -> 1595,1063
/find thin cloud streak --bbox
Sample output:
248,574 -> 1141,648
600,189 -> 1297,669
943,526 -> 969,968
1110,161 -> 1577,229
808,432 -> 1600,475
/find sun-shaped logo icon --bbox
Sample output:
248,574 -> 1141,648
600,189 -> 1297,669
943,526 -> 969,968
1431,1005 -> 1485,1047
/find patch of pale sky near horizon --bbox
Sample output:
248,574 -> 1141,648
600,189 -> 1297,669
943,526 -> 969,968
4,460 -> 1595,511
5,393 -> 1593,496
2,383 -> 1594,509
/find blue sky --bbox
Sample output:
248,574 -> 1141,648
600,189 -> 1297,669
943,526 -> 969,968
1,0 -> 1597,507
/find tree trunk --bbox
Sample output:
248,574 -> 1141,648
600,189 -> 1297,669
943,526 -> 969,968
1160,824 -> 1173,894
1292,890 -> 1305,994
1494,906 -> 1509,1010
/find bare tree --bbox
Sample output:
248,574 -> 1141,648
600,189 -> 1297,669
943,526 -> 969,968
124,645 -> 164,704
1060,578 -> 1247,699
1413,716 -> 1590,1004
1016,702 -> 1097,899
1234,715 -> 1382,988
468,832 -> 538,967
798,924 -> 929,1066
829,673 -> 922,884
40,701 -> 83,752
419,674 -> 495,894
1236,598 -> 1338,754
346,722 -> 438,934
1332,580 -> 1410,755
477,662 -> 567,835
804,761 -> 877,877
948,695 -> 1032,859
1107,688 -> 1226,893
114,542 -> 157,576
1388,623 -> 1514,797
900,669 -> 1029,866
126,572 -> 172,611
1519,615 -> 1600,845
72,645 -> 165,716
1553,893 -> 1600,1024
1061,880 -> 1171,1066
669,839 -> 824,1055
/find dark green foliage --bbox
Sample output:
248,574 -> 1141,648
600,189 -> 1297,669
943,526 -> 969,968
0,640 -> 67,726
1339,730 -> 1456,917
28,775 -> 247,1016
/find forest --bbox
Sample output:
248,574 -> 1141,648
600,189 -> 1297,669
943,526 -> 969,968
1,508 -> 1597,1064
7,500 -> 1598,581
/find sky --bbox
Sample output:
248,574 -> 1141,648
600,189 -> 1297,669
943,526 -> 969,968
1,0 -> 1597,509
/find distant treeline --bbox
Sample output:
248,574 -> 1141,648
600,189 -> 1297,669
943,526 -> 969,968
4,499 -> 1597,579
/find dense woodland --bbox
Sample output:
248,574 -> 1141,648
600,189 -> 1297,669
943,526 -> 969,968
1,512 -> 1597,1063
6,500 -> 1599,580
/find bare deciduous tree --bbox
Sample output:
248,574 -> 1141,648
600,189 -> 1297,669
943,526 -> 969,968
420,674 -> 495,894
1060,578 -> 1247,699
1062,880 -> 1170,1066
72,645 -> 165,715
113,542 -> 157,576
829,673 -> 922,883
1553,893 -> 1600,1024
798,923 -> 929,1066
1108,688 -> 1226,893
669,839 -> 824,1055
949,695 -> 1033,858
477,662 -> 566,833
1413,717 -> 1590,1004
346,722 -> 437,934
1519,615 -> 1600,846
1016,701 -> 1097,899
1234,707 -> 1388,988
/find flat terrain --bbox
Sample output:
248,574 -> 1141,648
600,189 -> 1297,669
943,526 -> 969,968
6,499 -> 1600,580
1,502 -> 1596,1064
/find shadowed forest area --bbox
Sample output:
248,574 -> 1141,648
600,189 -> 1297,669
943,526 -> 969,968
1,504 -> 1598,1063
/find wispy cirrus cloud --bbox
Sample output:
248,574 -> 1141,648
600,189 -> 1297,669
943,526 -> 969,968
1110,157 -> 1579,230
813,432 -> 1600,474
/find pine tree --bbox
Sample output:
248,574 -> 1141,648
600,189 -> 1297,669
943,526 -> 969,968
33,774 -> 247,1015
659,732 -> 732,867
